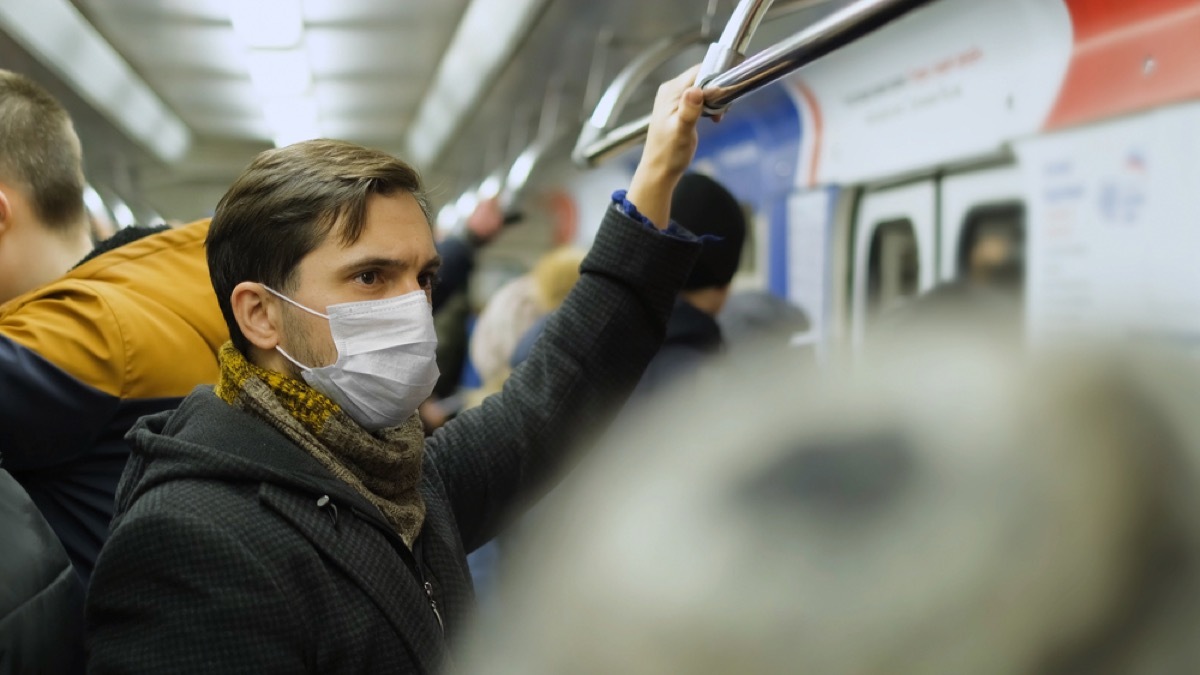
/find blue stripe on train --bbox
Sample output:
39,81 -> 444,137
692,83 -> 802,297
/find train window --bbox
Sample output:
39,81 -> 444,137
866,219 -> 920,316
955,202 -> 1025,290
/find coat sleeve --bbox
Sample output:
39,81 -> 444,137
0,287 -> 124,470
425,206 -> 700,553
0,469 -> 85,673
86,508 -> 307,674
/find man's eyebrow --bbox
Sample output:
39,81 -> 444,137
337,255 -> 442,275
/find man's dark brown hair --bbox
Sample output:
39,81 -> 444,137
206,139 -> 432,353
0,70 -> 86,233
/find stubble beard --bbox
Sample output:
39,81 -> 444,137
280,304 -> 338,377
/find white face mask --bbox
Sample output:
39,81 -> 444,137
263,285 -> 440,431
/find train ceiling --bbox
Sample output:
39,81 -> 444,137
0,0 -> 855,220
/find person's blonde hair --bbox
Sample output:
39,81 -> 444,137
530,247 -> 586,313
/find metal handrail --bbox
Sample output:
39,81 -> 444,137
696,0 -> 775,93
572,30 -> 711,167
573,0 -> 937,167
573,0 -> 832,167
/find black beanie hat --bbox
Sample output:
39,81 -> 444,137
670,173 -> 747,290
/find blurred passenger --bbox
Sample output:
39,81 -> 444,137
0,463 -> 84,674
433,195 -> 506,313
959,217 -> 1024,291
0,69 -> 93,304
634,172 -> 746,395
507,247 -> 589,369
460,326 -> 1200,675
86,67 -> 707,673
421,196 -> 508,431
467,272 -> 543,400
467,245 -> 586,406
717,288 -> 811,356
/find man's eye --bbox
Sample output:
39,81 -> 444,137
420,273 -> 439,290
357,271 -> 379,285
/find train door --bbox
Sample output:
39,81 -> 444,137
851,182 -> 937,345
939,167 -> 1026,289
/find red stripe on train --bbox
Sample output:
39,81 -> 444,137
1045,0 -> 1200,130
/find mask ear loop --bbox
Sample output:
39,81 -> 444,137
274,344 -> 314,373
260,283 -> 326,372
260,284 -> 329,319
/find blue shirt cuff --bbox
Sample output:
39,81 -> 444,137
611,189 -> 690,238
611,189 -> 722,243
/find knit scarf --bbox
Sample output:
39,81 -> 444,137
214,342 -> 426,546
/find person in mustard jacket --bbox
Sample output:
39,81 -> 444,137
0,220 -> 227,585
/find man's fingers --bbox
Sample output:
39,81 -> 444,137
677,87 -> 704,126
656,64 -> 702,107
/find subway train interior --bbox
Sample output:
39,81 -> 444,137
6,0 -> 1200,671
4,0 -> 1198,353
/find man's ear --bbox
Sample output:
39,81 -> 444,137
230,282 -> 281,350
0,185 -> 12,238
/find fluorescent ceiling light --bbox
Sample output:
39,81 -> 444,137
110,198 -> 136,229
230,0 -> 303,49
0,0 -> 191,163
247,48 -> 313,98
455,188 -> 480,221
436,203 -> 460,232
505,146 -> 540,196
264,96 -> 321,147
82,184 -> 107,216
478,173 -> 503,200
406,0 -> 552,167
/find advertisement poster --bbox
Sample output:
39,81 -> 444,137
1017,102 -> 1200,345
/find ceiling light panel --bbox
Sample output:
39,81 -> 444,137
264,96 -> 321,147
246,49 -> 313,97
229,0 -> 304,48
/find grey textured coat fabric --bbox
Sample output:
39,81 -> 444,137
85,206 -> 700,674
0,467 -> 84,674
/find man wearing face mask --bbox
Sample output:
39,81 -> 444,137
85,68 -> 706,674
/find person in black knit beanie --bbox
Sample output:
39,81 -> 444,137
633,172 -> 747,396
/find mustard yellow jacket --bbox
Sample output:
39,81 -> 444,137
0,220 -> 226,583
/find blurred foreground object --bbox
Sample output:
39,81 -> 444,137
461,326 -> 1200,675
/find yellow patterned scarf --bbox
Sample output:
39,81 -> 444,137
215,342 -> 426,546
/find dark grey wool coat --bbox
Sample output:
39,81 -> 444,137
85,206 -> 700,674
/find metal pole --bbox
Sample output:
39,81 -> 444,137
574,0 -> 937,167
703,0 -> 936,110
572,0 -> 833,166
